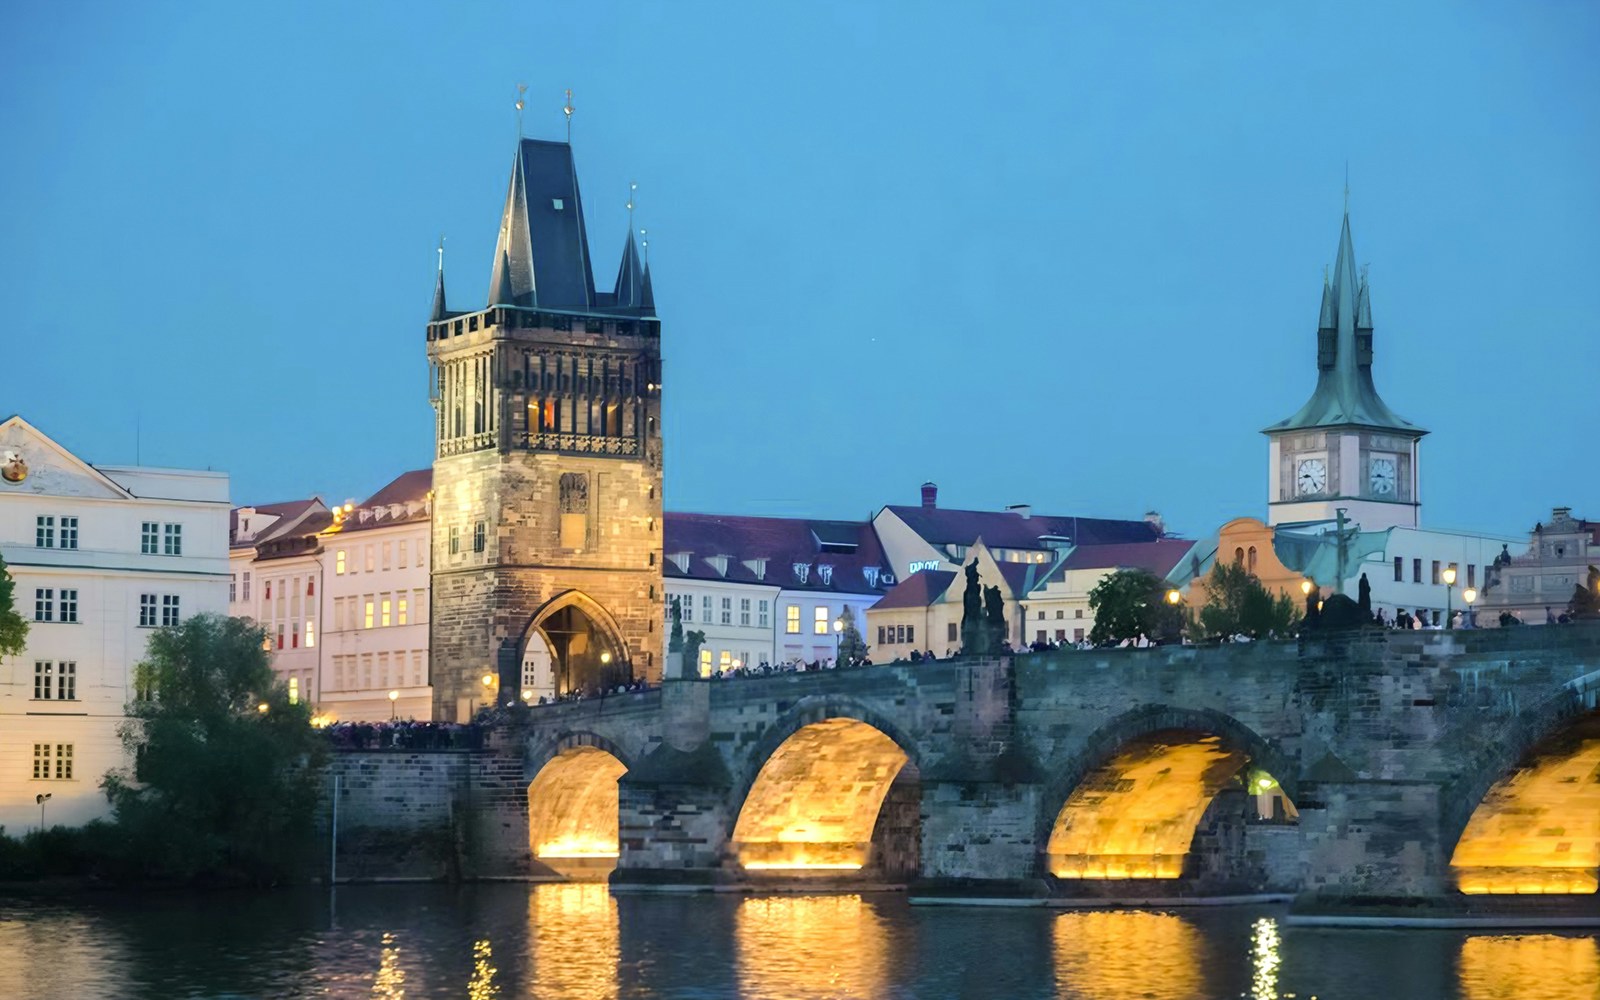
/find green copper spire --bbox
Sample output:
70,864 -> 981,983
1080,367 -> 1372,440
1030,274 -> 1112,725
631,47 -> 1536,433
1265,210 -> 1425,435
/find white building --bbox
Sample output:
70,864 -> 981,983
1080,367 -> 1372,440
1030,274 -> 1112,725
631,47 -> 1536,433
0,416 -> 229,831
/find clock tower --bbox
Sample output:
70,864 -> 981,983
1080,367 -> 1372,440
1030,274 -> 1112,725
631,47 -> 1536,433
1264,209 -> 1425,529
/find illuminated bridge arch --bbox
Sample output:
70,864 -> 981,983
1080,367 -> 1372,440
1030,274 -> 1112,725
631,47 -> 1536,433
1447,669 -> 1600,895
729,696 -> 921,875
1041,706 -> 1296,882
526,732 -> 634,879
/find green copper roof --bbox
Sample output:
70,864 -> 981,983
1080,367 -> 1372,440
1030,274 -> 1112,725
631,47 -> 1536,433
1265,212 -> 1425,436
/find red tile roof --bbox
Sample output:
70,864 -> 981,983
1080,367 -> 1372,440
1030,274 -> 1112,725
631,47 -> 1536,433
1059,538 -> 1195,576
872,569 -> 957,610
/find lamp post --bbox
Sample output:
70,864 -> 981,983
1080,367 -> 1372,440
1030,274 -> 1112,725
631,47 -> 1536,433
1443,566 -> 1458,629
35,792 -> 50,833
1164,589 -> 1182,644
388,689 -> 399,720
833,615 -> 843,665
1462,587 -> 1478,629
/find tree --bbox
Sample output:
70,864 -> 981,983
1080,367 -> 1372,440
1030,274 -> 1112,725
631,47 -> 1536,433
101,614 -> 326,885
1087,569 -> 1172,646
1193,562 -> 1301,641
1569,565 -> 1600,620
0,553 -> 27,657
835,605 -> 867,665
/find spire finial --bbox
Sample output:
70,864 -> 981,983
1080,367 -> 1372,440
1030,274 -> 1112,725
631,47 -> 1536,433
563,88 -> 575,142
639,228 -> 649,269
515,83 -> 528,138
1343,162 -> 1350,215
437,234 -> 445,274
627,181 -> 637,231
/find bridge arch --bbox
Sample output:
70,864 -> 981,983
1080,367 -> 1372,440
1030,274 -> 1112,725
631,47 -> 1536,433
1040,705 -> 1297,882
518,590 -> 631,698
1446,668 -> 1600,895
728,695 -> 922,875
525,730 -> 635,880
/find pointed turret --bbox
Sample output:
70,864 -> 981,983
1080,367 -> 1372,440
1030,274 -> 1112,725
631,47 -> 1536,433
430,260 -> 449,322
493,250 -> 516,306
1264,209 -> 1423,435
640,262 -> 655,313
485,138 -> 596,310
612,229 -> 645,309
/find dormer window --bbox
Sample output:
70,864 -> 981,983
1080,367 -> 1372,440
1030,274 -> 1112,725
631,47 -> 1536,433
668,552 -> 690,573
863,567 -> 880,588
708,555 -> 729,577
818,565 -> 834,586
793,563 -> 810,584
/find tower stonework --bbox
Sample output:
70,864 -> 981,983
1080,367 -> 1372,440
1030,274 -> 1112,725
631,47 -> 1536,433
427,138 -> 663,722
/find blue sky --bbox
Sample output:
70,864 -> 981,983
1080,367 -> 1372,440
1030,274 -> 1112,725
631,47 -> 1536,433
2,1 -> 1596,538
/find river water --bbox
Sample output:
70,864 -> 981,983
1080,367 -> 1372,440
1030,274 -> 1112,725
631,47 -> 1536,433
0,883 -> 1595,999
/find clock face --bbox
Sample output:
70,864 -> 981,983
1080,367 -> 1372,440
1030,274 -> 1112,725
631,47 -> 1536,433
1296,458 -> 1327,496
1369,457 -> 1397,496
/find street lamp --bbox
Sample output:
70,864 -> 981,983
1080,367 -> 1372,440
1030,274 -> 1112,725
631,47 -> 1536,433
35,792 -> 50,832
1443,566 -> 1458,629
833,615 -> 844,665
1165,589 -> 1182,606
1462,587 -> 1478,629
257,702 -> 269,714
388,689 -> 399,720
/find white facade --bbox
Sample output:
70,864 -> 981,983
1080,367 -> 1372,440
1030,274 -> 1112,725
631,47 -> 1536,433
775,589 -> 879,667
1354,525 -> 1524,626
664,579 -> 779,677
0,417 -> 229,831
321,510 -> 431,720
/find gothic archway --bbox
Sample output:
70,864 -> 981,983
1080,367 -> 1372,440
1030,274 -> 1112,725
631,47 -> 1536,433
520,591 -> 631,698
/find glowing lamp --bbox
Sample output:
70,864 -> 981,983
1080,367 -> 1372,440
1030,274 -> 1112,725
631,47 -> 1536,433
600,651 -> 612,665
1443,567 -> 1458,586
257,702 -> 269,714
1300,579 -> 1314,596
1463,588 -> 1477,605
833,619 -> 843,632
1165,589 -> 1182,606
521,689 -> 533,702
481,673 -> 495,689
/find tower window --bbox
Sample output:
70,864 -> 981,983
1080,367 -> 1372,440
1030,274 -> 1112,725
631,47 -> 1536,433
473,521 -> 486,553
449,526 -> 460,555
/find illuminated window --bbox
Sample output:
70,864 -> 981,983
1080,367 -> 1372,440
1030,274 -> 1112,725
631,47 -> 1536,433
364,600 -> 375,629
288,677 -> 299,705
163,523 -> 183,556
759,600 -> 769,627
785,605 -> 800,634
398,597 -> 409,626
699,649 -> 712,678
813,607 -> 828,635
35,515 -> 54,547
336,550 -> 346,575
305,620 -> 316,648
381,599 -> 392,627
719,651 -> 732,671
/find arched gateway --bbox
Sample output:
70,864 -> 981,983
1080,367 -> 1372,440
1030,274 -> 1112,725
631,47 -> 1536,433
520,590 -> 632,700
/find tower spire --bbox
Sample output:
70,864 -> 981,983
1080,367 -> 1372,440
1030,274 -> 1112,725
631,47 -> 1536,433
430,235 -> 449,321
563,88 -> 575,143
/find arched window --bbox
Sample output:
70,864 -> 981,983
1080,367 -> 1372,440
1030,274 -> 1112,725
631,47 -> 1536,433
1234,547 -> 1245,565
1247,546 -> 1258,572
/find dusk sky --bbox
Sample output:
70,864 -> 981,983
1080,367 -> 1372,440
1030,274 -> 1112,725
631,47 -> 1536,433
3,2 -> 1596,539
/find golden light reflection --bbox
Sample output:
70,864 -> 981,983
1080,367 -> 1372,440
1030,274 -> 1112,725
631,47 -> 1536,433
1250,917 -> 1281,1000
1459,935 -> 1600,1000
1047,734 -> 1249,880
467,938 -> 497,1000
735,895 -> 889,999
1053,911 -> 1202,1000
528,883 -> 618,1000
1451,732 -> 1600,895
733,718 -> 907,872
528,747 -> 627,878
373,930 -> 406,998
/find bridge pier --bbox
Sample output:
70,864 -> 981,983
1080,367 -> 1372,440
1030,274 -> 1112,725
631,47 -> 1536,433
914,778 -> 1045,896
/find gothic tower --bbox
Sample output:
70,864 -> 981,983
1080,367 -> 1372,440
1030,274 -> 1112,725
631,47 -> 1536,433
1263,208 -> 1425,530
427,138 -> 663,722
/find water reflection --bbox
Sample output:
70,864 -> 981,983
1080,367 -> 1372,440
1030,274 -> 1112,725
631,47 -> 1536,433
467,938 -> 498,999
529,882 -> 618,999
0,910 -> 129,998
1459,934 -> 1600,1000
1250,917 -> 1281,1000
1053,911 -> 1202,1000
372,930 -> 406,998
735,894 -> 890,999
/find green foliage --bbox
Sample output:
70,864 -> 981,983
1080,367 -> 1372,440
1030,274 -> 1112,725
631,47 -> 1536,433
1193,562 -> 1301,641
0,553 -> 28,657
835,605 -> 868,664
1568,565 -> 1600,619
102,613 -> 326,886
682,629 -> 706,675
1087,569 -> 1179,645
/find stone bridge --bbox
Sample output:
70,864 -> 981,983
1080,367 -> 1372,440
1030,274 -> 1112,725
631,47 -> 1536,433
340,625 -> 1600,909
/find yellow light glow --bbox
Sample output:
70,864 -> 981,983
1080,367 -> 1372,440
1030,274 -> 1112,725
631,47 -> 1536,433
742,861 -> 864,870
388,689 -> 399,702
599,651 -> 612,664
1251,917 -> 1281,1000
1166,589 -> 1182,605
1463,588 -> 1478,604
1054,912 -> 1202,1000
528,884 -> 618,998
528,747 -> 627,879
1301,579 -> 1314,595
1444,566 -> 1458,585
1460,935 -> 1600,1000
481,673 -> 495,688
257,702 -> 269,714
736,895 -> 889,999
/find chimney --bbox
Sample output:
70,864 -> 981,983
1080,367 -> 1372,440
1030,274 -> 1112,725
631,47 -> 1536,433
920,482 -> 938,509
1145,510 -> 1165,536
1006,503 -> 1031,520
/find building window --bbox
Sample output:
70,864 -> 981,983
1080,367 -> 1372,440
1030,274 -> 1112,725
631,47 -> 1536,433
559,472 -> 589,549
398,596 -> 409,626
229,574 -> 237,602
1074,628 -> 1085,642
381,542 -> 392,570
1037,630 -> 1046,643
739,598 -> 751,626
1037,610 -> 1045,620
473,521 -> 486,553
276,624 -> 285,650
1413,558 -> 1422,583
1393,556 -> 1403,582
721,597 -> 732,626
398,540 -> 408,566
785,605 -> 800,634
1075,609 -> 1084,619
758,600 -> 769,627
59,589 -> 78,624
947,622 -> 958,643
243,572 -> 251,600
141,521 -> 159,554
813,606 -> 829,635
163,523 -> 183,556
906,625 -> 916,644
381,598 -> 392,627
139,594 -> 157,627
1056,610 -> 1064,619
305,620 -> 316,648
877,626 -> 887,644
306,578 -> 314,597
288,677 -> 299,705
682,596 -> 693,623
364,599 -> 375,629
266,580 -> 273,600
698,649 -> 712,678
719,650 -> 732,671
1247,546 -> 1258,572
35,515 -> 54,548
1467,564 -> 1476,588
32,744 -> 50,780
449,526 -> 460,555
32,743 -> 72,781
702,595 -> 712,621
1431,561 -> 1441,586
365,546 -> 375,572
162,595 -> 180,627
291,623 -> 300,648
335,550 -> 346,575
34,589 -> 52,622
1056,629 -> 1067,641
33,662 -> 53,700
59,516 -> 77,549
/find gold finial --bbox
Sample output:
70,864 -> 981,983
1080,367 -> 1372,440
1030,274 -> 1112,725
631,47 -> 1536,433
627,181 -> 637,230
639,228 -> 648,268
515,84 -> 528,137
563,88 -> 575,142
437,235 -> 445,273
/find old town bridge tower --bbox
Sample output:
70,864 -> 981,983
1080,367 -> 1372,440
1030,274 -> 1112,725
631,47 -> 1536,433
426,138 -> 663,722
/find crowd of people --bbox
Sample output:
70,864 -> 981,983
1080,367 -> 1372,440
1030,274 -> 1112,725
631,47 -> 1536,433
321,719 -> 481,750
